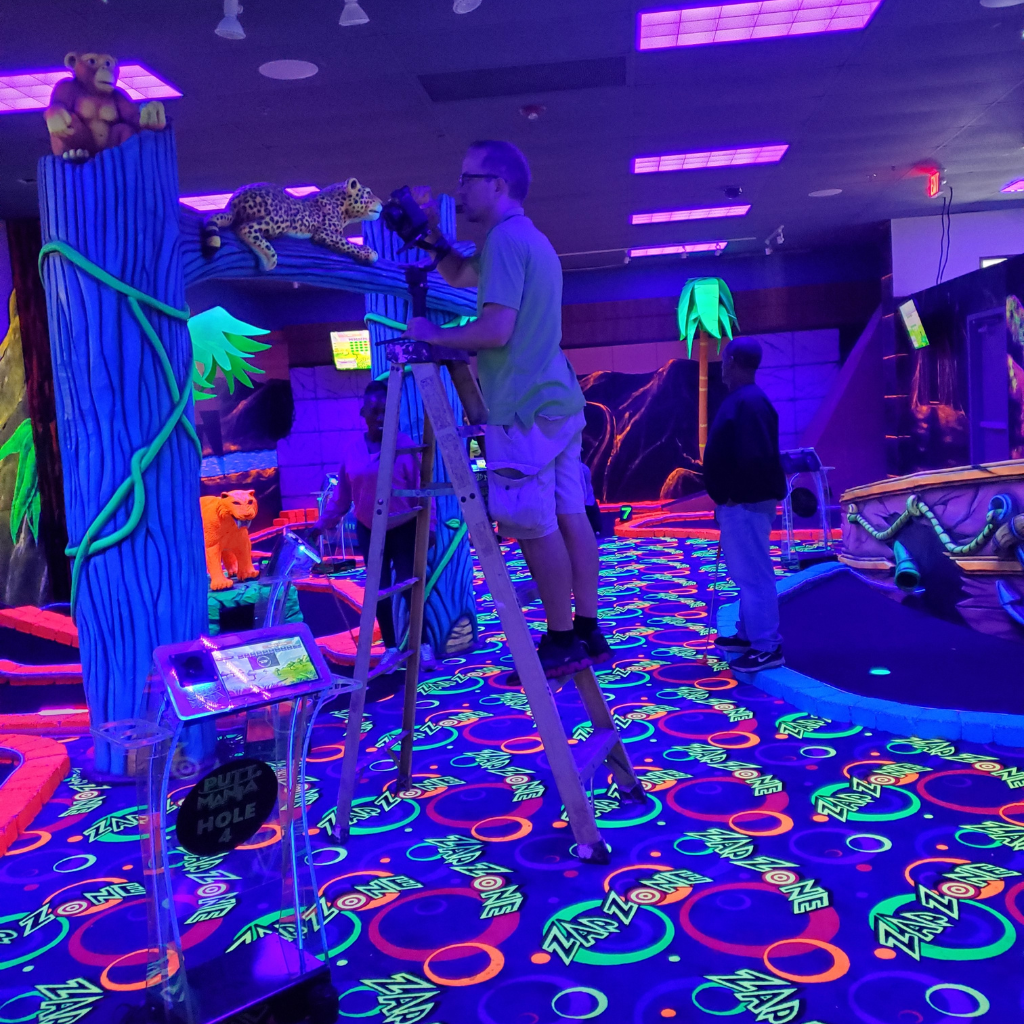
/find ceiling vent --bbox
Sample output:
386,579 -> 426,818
419,56 -> 626,102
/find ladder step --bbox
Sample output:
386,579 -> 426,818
367,649 -> 412,680
377,576 -> 420,600
380,728 -> 411,766
393,485 -> 454,497
572,728 -> 618,780
457,425 -> 486,438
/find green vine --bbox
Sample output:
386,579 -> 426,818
363,312 -> 477,334
38,240 -> 202,615
847,493 -> 1009,557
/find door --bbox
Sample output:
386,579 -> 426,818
966,307 -> 1010,465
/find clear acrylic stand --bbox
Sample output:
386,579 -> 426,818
98,623 -> 352,1024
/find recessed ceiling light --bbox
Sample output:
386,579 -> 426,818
629,241 -> 728,257
0,64 -> 181,113
809,188 -> 842,197
637,0 -> 885,51
980,0 -> 1024,7
631,205 -> 750,225
259,60 -> 319,80
633,145 -> 788,173
454,0 -> 483,11
179,185 -> 321,211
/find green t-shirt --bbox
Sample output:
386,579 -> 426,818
476,210 -> 585,428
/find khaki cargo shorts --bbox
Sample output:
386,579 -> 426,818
485,410 -> 587,540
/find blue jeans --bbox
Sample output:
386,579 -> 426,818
716,502 -> 781,652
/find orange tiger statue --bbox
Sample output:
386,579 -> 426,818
200,490 -> 259,591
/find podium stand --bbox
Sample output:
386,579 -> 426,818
99,623 -> 349,1024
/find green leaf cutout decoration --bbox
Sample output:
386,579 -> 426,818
677,277 -> 739,358
0,418 -> 41,543
187,307 -> 272,401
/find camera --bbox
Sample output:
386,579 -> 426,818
382,186 -> 433,249
247,651 -> 280,670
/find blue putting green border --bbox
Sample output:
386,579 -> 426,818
717,561 -> 1024,747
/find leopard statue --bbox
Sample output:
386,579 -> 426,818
201,178 -> 381,272
200,489 -> 260,591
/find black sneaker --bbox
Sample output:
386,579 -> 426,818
576,626 -> 612,664
502,634 -> 593,686
715,634 -> 752,653
731,646 -> 785,673
538,633 -> 593,678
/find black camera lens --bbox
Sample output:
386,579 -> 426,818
383,186 -> 431,247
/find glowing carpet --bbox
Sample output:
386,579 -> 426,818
1,537 -> 1023,1024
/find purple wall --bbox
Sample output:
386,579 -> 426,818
277,366 -> 370,512
802,308 -> 888,500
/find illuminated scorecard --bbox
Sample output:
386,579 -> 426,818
155,623 -> 333,721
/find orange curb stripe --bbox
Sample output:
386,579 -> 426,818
0,732 -> 71,856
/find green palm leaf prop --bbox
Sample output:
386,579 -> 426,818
0,418 -> 40,543
677,278 -> 738,357
187,306 -> 272,401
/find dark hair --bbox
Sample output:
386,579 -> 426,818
468,140 -> 531,201
364,380 -> 388,399
725,337 -> 762,371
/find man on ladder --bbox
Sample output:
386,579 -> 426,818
330,141 -> 643,863
405,139 -> 610,679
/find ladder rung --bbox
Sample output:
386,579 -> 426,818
367,649 -> 412,680
381,729 -> 411,765
378,576 -> 419,599
393,485 -> 454,497
572,728 -> 618,780
396,445 -> 430,455
457,425 -> 486,438
327,678 -> 362,698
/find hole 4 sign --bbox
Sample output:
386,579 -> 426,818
176,758 -> 278,856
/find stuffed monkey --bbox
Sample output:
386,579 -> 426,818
44,52 -> 166,162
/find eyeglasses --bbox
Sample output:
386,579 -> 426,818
458,173 -> 499,187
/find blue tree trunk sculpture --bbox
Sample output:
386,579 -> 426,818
38,130 -> 205,775
364,197 -> 477,656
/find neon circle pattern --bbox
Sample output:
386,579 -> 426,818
5,533 -> 1024,1021
924,983 -> 990,1017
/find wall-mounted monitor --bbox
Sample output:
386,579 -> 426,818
898,299 -> 930,350
331,330 -> 372,370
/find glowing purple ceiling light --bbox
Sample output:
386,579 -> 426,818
0,63 -> 181,113
179,186 -> 321,211
179,193 -> 235,212
629,241 -> 729,256
631,205 -> 750,224
634,145 -> 788,174
1001,179 -> 1024,193
637,0 -> 884,50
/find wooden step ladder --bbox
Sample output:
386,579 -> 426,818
329,339 -> 645,863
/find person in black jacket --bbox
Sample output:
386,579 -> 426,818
703,337 -> 787,672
